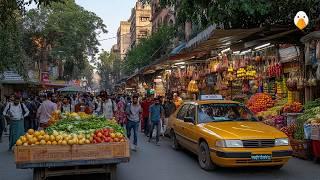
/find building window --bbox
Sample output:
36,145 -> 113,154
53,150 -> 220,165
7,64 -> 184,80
140,17 -> 150,22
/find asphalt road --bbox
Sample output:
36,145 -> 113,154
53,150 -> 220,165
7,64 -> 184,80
1,133 -> 320,180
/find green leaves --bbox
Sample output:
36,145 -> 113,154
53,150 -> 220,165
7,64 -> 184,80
156,0 -> 320,29
23,0 -> 107,79
123,26 -> 175,74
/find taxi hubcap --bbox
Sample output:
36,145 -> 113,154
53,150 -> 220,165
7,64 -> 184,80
201,147 -> 206,163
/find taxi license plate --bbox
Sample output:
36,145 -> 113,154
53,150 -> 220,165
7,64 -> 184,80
251,154 -> 272,161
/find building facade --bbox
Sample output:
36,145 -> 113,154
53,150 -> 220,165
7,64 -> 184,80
151,0 -> 175,32
129,2 -> 152,47
117,21 -> 131,60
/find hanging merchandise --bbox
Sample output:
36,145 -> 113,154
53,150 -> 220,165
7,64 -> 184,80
187,80 -> 199,93
307,71 -> 317,86
286,72 -> 298,91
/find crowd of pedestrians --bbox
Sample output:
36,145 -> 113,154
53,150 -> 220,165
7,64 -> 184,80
0,91 -> 182,151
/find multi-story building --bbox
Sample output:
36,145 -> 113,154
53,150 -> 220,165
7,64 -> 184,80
117,21 -> 131,60
151,0 -> 175,32
129,2 -> 152,47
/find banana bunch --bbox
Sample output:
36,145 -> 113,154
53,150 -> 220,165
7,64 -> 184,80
187,80 -> 199,93
237,68 -> 246,79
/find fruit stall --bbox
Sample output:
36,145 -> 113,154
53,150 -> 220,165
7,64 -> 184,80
14,112 -> 129,180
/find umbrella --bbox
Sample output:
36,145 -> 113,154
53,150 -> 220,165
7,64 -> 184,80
57,86 -> 84,93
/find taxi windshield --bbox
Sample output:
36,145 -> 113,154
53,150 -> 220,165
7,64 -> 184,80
198,103 -> 257,123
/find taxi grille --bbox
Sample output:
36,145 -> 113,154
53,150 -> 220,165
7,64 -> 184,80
242,139 -> 275,148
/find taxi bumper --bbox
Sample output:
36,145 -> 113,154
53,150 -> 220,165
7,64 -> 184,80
210,147 -> 292,167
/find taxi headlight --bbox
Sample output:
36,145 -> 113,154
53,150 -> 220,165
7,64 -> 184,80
216,140 -> 243,148
275,138 -> 289,146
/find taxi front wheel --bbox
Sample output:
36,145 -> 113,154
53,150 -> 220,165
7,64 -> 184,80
198,142 -> 216,170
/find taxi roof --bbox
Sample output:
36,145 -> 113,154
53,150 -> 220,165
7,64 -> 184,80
184,100 -> 240,105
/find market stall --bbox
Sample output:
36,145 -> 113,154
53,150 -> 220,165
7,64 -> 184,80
14,112 -> 129,180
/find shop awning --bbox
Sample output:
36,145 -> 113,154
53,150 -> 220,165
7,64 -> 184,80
185,25 -> 216,49
170,42 -> 186,55
301,31 -> 320,43
57,86 -> 84,92
188,26 -> 298,53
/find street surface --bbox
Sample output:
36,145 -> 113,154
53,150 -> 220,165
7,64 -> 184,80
1,133 -> 320,180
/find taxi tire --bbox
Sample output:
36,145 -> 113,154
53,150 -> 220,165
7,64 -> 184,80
198,142 -> 216,171
171,131 -> 180,150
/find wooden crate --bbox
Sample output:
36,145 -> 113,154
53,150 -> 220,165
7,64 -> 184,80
15,141 -> 129,164
72,142 -> 129,160
290,139 -> 312,160
15,145 -> 72,163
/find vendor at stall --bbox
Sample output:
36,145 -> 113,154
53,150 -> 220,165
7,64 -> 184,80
173,93 -> 183,108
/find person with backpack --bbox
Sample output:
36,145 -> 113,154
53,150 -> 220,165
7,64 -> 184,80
3,95 -> 29,151
148,97 -> 164,146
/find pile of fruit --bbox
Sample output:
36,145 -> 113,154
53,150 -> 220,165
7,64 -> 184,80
16,115 -> 125,146
280,124 -> 296,138
283,102 -> 303,113
247,93 -> 274,114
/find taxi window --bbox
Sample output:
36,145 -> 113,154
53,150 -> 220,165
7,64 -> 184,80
185,105 -> 196,122
198,103 -> 257,123
177,104 -> 190,120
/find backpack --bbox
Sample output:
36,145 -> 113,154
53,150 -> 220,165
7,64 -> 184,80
6,103 -> 27,118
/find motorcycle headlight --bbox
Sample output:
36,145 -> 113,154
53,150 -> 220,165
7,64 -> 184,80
216,140 -> 243,148
275,138 -> 289,146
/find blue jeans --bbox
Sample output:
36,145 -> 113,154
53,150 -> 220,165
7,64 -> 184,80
126,120 -> 139,145
149,121 -> 160,142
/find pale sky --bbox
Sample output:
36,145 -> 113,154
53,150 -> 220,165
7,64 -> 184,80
75,0 -> 136,52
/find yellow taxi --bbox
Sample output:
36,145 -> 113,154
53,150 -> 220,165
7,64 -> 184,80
168,95 -> 292,170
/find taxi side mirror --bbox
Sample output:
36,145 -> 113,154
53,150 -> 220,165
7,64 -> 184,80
184,117 -> 194,123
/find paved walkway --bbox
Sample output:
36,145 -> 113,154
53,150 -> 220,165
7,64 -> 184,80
1,133 -> 320,180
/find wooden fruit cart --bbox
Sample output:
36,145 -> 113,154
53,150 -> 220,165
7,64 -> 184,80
15,142 -> 130,180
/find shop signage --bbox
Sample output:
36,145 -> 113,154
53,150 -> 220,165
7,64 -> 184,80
283,62 -> 300,73
200,94 -> 223,100
41,72 -> 49,83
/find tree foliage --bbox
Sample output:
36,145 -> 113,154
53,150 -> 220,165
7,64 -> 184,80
142,0 -> 320,29
0,13 -> 26,73
123,26 -> 175,74
0,0 -> 63,27
23,0 -> 107,79
97,50 -> 121,90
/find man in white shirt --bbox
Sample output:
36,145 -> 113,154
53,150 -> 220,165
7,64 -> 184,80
3,96 -> 29,150
98,94 -> 117,119
126,95 -> 142,151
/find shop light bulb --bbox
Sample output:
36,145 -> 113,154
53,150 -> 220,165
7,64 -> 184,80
254,43 -> 271,50
233,51 -> 240,55
240,49 -> 252,55
180,66 -> 186,69
175,62 -> 185,65
221,48 -> 231,53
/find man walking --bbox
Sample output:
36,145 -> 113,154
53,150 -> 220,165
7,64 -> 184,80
3,96 -> 29,151
37,93 -> 57,129
141,95 -> 153,136
148,97 -> 164,145
126,95 -> 142,151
